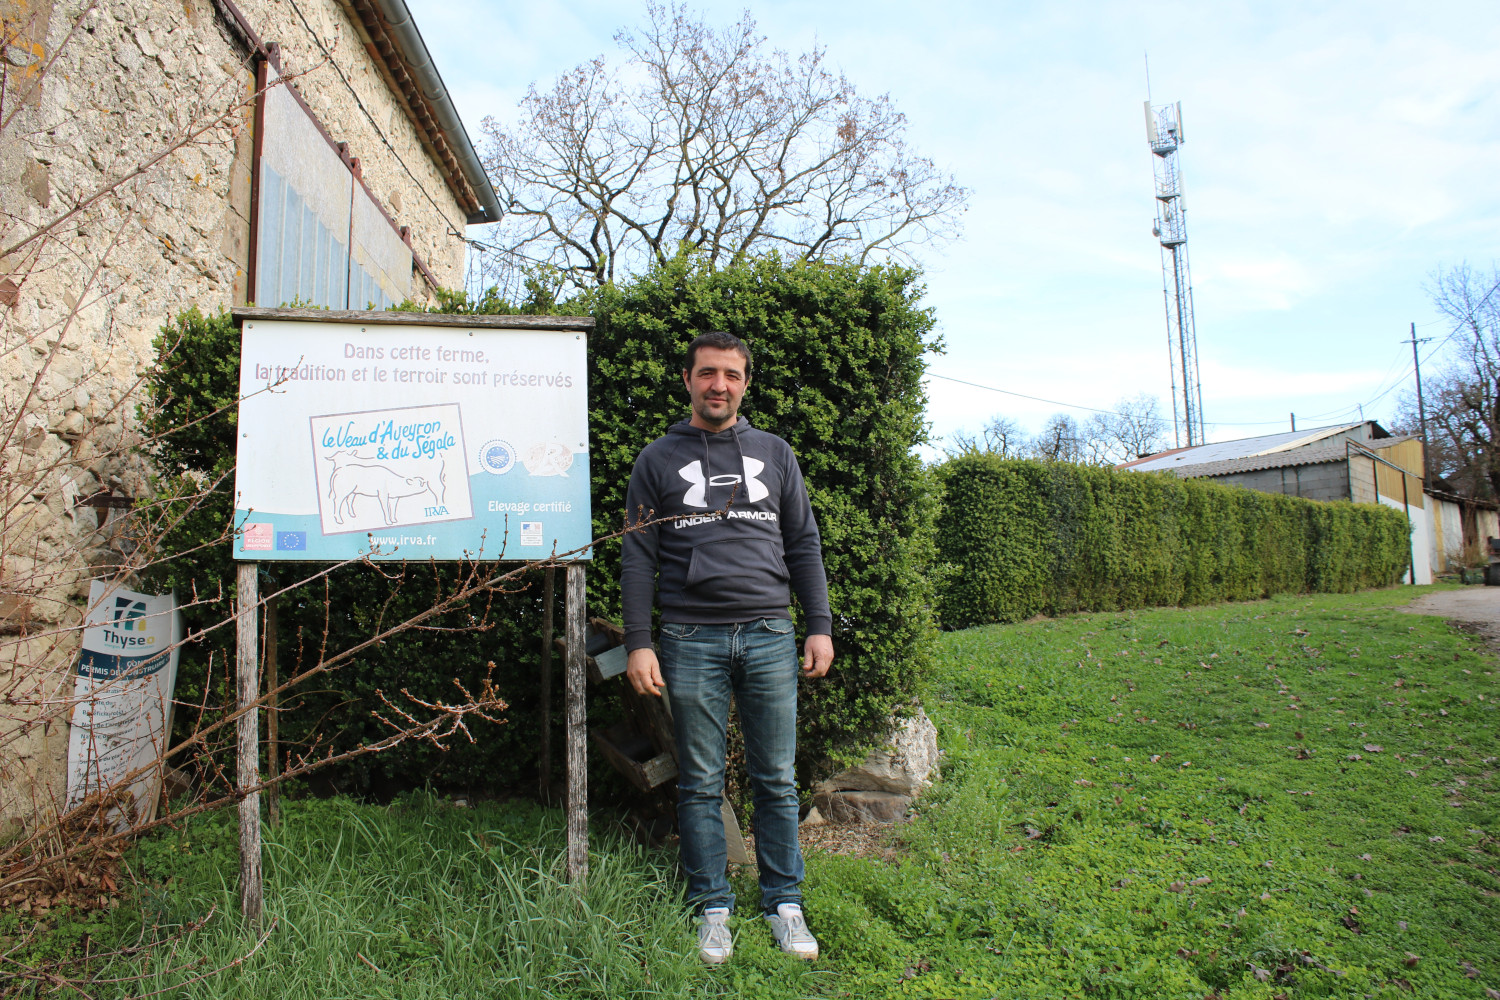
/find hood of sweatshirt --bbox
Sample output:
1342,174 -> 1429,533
664,415 -> 755,508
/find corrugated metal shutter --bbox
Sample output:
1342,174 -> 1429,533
255,71 -> 409,310
256,162 -> 353,309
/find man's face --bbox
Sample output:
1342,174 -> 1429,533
683,345 -> 749,431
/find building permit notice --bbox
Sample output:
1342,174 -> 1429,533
65,582 -> 182,829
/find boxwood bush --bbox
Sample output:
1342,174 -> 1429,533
587,253 -> 939,776
933,455 -> 1412,629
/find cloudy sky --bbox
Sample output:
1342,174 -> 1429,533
413,0 -> 1500,453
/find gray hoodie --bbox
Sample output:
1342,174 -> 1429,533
620,416 -> 832,652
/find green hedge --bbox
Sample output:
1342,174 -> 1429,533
933,455 -> 1412,629
587,253 -> 939,775
139,253 -> 939,793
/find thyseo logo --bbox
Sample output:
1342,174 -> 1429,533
102,596 -> 156,648
677,458 -> 767,508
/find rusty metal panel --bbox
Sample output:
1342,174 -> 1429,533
1372,439 -> 1425,508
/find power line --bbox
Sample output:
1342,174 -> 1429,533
926,373 -> 1125,416
933,314 -> 1482,435
931,372 -> 1315,427
1300,344 -> 1408,420
1338,318 -> 1470,417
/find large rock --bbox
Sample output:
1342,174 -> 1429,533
814,706 -> 939,798
811,790 -> 911,825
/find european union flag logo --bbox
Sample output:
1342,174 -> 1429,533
276,531 -> 307,551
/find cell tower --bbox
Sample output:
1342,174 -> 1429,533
1145,100 -> 1205,448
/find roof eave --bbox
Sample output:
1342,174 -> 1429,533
342,0 -> 503,226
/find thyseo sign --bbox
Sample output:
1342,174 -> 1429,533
66,582 -> 182,826
232,312 -> 592,561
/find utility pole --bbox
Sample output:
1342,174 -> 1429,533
1405,321 -> 1432,484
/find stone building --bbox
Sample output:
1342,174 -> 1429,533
0,0 -> 499,833
1119,421 -> 1431,585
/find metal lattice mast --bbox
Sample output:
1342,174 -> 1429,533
1145,100 -> 1204,448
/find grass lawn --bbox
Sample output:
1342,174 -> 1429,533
813,586 -> 1500,999
15,586 -> 1499,998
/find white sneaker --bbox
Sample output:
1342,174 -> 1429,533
764,903 -> 819,960
696,906 -> 733,964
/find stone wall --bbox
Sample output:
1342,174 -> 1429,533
0,0 -> 473,834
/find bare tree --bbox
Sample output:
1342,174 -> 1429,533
1401,263 -> 1500,498
1081,394 -> 1169,466
949,398 -> 1165,466
479,2 -> 968,292
944,414 -> 1028,458
1079,414 -> 1115,466
1030,413 -> 1081,463
978,415 -> 1028,458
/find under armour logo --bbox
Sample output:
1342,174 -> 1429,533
678,458 -> 767,507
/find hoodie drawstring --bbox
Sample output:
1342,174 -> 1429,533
700,429 -> 712,504
731,424 -> 748,507
698,423 -> 749,506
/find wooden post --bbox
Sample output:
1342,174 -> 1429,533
264,594 -> 280,827
539,566 -> 554,801
236,562 -> 263,924
564,562 -> 587,887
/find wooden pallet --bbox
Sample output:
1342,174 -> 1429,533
560,619 -> 749,864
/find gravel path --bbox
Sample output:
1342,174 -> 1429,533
1401,585 -> 1500,645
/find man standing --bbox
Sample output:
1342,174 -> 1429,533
622,331 -> 834,964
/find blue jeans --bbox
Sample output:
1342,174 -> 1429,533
659,618 -> 803,914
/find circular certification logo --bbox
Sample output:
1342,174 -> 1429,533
479,439 -> 515,475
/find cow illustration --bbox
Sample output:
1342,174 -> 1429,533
327,462 -> 432,526
329,450 -> 447,503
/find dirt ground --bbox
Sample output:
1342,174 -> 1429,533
1402,585 -> 1500,646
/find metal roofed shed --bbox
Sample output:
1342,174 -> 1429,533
1119,422 -> 1373,477
1120,421 -> 1431,584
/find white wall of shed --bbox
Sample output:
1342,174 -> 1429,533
1428,496 -> 1464,577
1483,510 -> 1500,552
1379,494 -> 1432,585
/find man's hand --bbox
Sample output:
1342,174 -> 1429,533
802,633 -> 834,679
627,647 -> 665,697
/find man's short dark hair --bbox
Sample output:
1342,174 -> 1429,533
684,331 -> 752,378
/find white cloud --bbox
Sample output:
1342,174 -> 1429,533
413,0 -> 1500,453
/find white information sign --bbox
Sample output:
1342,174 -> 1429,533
232,318 -> 592,561
66,582 -> 182,826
